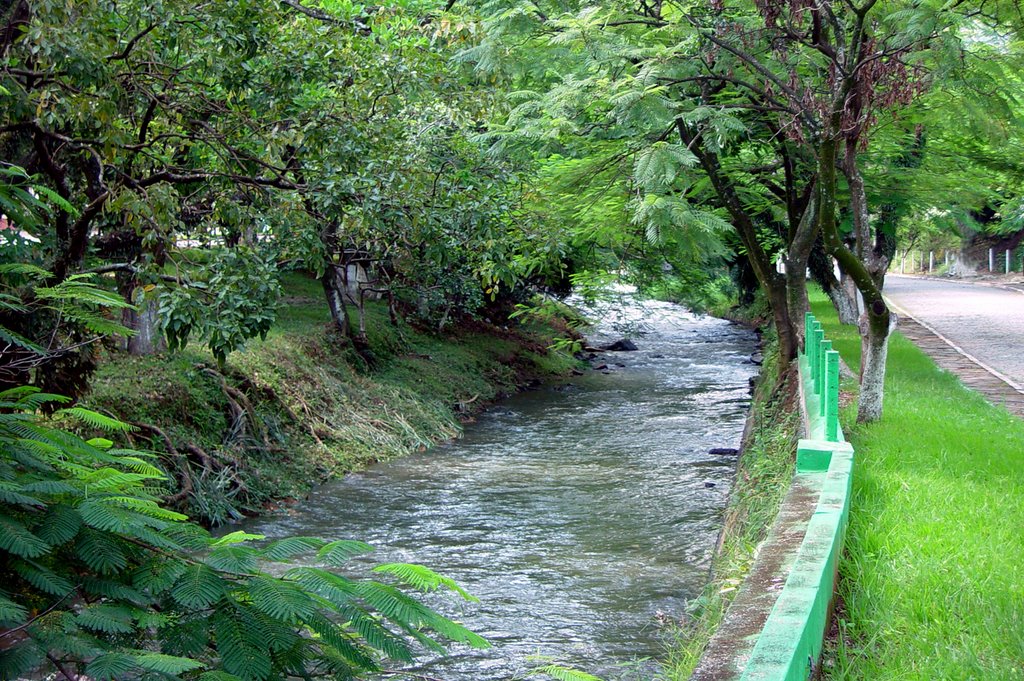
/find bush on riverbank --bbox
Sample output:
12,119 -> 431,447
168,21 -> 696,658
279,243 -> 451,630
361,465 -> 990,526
84,272 -> 580,526
809,289 -> 1024,680
660,331 -> 800,678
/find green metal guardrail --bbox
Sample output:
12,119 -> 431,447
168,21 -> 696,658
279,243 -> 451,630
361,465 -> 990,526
734,312 -> 853,681
803,312 -> 842,444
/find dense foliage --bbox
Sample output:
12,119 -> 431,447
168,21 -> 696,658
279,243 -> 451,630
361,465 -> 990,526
2,0 -> 1024,677
462,0 -> 1024,420
0,387 -> 486,680
0,0 -> 567,392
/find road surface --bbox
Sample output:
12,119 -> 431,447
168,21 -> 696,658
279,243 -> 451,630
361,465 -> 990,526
884,276 -> 1024,412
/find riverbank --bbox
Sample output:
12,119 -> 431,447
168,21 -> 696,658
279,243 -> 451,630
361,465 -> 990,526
83,272 -> 580,526
661,331 -> 801,679
808,289 -> 1024,680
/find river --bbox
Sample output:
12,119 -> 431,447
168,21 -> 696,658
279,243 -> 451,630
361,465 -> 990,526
240,293 -> 758,680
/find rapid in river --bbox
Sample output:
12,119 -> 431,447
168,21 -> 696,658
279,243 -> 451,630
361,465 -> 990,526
240,292 -> 758,680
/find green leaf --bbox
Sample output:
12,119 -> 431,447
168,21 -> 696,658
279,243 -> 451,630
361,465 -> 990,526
35,504 -> 82,546
248,575 -> 315,623
317,539 -> 374,566
76,528 -> 129,574
373,563 -> 478,602
213,607 -> 273,681
131,652 -> 206,675
0,593 -> 28,626
0,514 -> 50,558
11,559 -> 74,595
0,643 -> 44,680
300,610 -> 379,672
212,531 -> 265,546
530,664 -> 606,681
261,536 -> 324,561
172,564 -> 228,609
55,408 -> 135,433
76,604 -> 135,634
86,653 -> 139,681
206,545 -> 259,574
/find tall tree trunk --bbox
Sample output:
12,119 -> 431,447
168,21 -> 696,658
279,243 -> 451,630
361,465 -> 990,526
819,135 -> 892,422
840,271 -> 860,321
809,239 -> 859,324
679,121 -> 799,363
783,190 -> 819,348
320,263 -> 351,337
123,293 -> 166,355
857,307 -> 895,422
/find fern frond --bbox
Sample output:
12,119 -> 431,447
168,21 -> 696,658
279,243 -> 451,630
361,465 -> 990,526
85,653 -> 138,681
530,664 -> 606,681
300,610 -> 379,671
206,545 -> 260,574
212,530 -> 266,547
0,513 -> 50,558
11,559 -> 75,595
34,503 -> 82,545
261,536 -> 325,561
76,604 -> 135,634
248,575 -> 315,623
76,528 -> 129,574
130,651 -> 206,675
212,605 -> 273,681
0,593 -> 28,626
372,563 -> 478,602
317,539 -> 374,565
56,407 -> 135,432
171,564 -> 228,609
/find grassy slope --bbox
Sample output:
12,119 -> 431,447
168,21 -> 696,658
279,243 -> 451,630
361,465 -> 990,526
810,288 -> 1024,680
85,272 -> 579,525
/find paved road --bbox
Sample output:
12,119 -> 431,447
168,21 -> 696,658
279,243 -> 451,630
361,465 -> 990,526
885,275 -> 1024,388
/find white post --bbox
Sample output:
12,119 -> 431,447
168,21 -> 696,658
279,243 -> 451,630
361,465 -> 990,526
1007,249 -> 1012,275
929,251 -> 934,273
989,248 -> 995,272
945,251 -> 949,268
900,250 -> 906,274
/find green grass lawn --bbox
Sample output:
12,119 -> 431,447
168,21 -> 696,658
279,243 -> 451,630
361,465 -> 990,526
810,289 -> 1024,680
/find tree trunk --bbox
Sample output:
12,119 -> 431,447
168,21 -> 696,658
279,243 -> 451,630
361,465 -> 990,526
830,281 -> 859,325
818,134 -> 892,422
767,283 -> 798,362
857,308 -> 895,422
809,240 -> 859,325
783,190 -> 819,349
320,264 -> 351,337
123,291 -> 166,355
679,120 -> 799,363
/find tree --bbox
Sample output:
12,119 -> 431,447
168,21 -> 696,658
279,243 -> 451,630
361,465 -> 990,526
1,0 -> 572,390
468,0 -> 1024,421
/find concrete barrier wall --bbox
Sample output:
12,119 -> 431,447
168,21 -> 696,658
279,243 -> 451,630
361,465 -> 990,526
691,312 -> 855,681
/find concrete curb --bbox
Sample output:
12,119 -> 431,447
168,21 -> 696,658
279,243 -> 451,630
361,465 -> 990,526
691,315 -> 855,681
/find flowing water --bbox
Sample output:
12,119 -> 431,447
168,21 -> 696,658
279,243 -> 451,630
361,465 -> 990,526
240,294 -> 758,680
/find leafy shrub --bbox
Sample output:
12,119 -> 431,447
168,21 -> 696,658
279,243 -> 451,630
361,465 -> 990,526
0,387 -> 486,680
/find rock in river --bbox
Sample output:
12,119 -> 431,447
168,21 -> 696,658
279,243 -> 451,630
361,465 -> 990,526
601,339 -> 638,352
